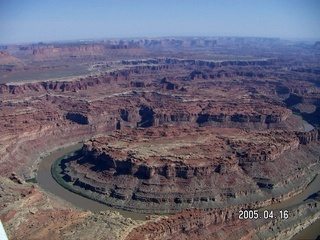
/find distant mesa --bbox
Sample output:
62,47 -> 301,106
0,51 -> 22,64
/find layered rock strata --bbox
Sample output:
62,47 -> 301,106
125,197 -> 320,240
57,126 -> 320,213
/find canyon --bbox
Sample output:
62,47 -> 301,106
0,37 -> 319,239
57,127 -> 319,214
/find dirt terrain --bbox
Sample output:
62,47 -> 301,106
0,37 -> 320,239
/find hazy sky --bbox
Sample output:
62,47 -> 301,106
0,0 -> 319,44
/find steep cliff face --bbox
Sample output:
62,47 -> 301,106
31,44 -> 144,60
150,106 -> 291,129
0,74 -> 108,94
130,81 -> 145,88
138,106 -> 155,127
66,112 -> 90,125
295,128 -> 318,144
160,77 -> 179,90
196,112 -> 290,126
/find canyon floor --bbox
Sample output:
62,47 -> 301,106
0,37 -> 320,239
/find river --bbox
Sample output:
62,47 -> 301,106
291,218 -> 320,240
37,143 -> 320,237
37,143 -> 149,221
260,174 -> 320,240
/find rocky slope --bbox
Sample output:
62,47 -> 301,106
0,51 -> 22,65
0,176 -> 140,240
125,197 -> 320,240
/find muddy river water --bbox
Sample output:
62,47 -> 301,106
37,143 -> 320,237
37,143 -> 150,221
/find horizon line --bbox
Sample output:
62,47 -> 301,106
1,35 -> 320,46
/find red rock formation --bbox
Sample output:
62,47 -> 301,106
56,126 -> 318,213
31,43 -> 144,60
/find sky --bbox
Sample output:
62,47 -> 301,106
0,0 -> 319,44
